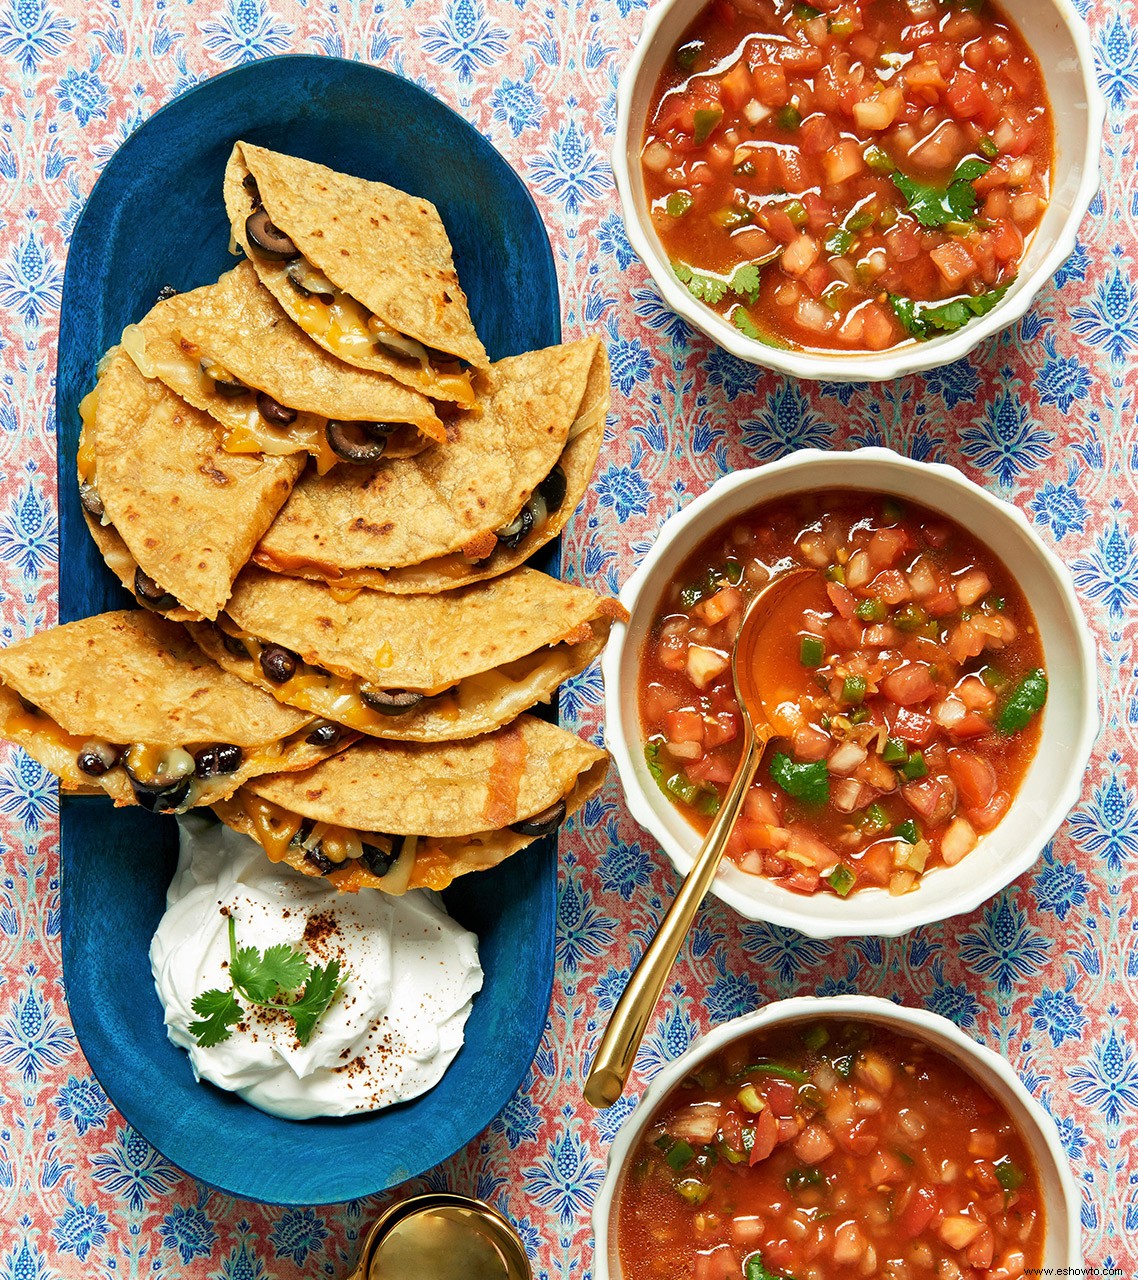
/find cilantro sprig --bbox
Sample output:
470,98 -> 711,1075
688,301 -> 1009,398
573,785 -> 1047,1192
672,259 -> 764,307
190,915 -> 347,1048
889,279 -> 1013,340
890,157 -> 991,228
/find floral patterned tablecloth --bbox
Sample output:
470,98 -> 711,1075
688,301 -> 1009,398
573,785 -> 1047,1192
0,0 -> 1134,1275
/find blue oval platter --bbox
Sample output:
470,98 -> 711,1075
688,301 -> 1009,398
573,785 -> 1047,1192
55,55 -> 561,1206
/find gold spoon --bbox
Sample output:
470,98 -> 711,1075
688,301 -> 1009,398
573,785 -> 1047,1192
584,567 -> 825,1109
346,1193 -> 531,1280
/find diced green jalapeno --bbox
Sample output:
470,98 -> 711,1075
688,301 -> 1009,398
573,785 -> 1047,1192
645,742 -> 721,815
825,564 -> 846,584
980,665 -> 1008,690
675,39 -> 704,70
849,707 -> 869,725
800,634 -> 825,668
995,1156 -> 1024,1190
800,1024 -> 830,1051
713,204 -> 753,229
828,864 -> 856,896
842,675 -> 867,705
876,204 -> 899,229
785,198 -> 808,225
676,1177 -> 712,1205
997,668 -> 1048,734
725,559 -> 743,584
786,1165 -> 824,1191
979,135 -> 999,158
894,818 -> 920,845
855,597 -> 886,623
693,107 -> 724,146
829,13 -> 854,35
733,1061 -> 811,1083
666,191 -> 694,218
718,1139 -> 747,1164
864,144 -> 895,173
848,209 -> 875,232
901,751 -> 927,781
825,227 -> 854,255
832,1052 -> 855,1078
882,737 -> 908,764
777,104 -> 803,131
665,1138 -> 695,1171
893,603 -> 928,632
860,802 -> 890,833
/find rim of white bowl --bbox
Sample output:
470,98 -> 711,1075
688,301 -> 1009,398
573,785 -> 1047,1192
612,0 -> 1106,382
601,447 -> 1099,938
591,995 -> 1084,1278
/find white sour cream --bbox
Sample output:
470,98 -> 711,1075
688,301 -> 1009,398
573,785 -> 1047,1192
150,815 -> 483,1120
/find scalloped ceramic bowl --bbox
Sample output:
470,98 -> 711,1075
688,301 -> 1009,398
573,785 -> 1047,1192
612,0 -> 1105,382
602,448 -> 1097,938
592,996 -> 1083,1278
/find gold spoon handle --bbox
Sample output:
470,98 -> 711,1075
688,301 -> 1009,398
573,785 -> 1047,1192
584,726 -> 766,1109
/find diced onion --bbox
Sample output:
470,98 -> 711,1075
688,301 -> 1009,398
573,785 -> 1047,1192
642,140 -> 672,172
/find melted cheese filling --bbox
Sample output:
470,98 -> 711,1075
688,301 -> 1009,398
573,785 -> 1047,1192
215,621 -> 589,736
0,689 -> 313,810
254,254 -> 475,406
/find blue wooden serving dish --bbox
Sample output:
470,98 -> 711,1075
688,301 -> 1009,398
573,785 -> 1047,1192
56,55 -> 561,1206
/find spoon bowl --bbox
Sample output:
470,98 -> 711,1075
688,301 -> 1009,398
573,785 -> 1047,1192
584,568 -> 820,1108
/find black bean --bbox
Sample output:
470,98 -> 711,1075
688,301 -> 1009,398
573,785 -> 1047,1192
77,741 -> 120,777
257,392 -> 298,426
134,568 -> 178,612
538,464 -> 568,514
260,644 -> 297,683
131,776 -> 193,812
304,845 -> 336,876
496,502 -> 535,550
79,482 -> 104,519
509,799 -> 567,838
361,838 -> 402,878
154,284 -> 179,303
194,744 -> 243,778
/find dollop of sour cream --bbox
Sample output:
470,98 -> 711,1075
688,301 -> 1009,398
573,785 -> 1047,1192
150,815 -> 483,1120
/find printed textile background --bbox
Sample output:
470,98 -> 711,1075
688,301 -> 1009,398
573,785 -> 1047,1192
0,0 -> 1135,1275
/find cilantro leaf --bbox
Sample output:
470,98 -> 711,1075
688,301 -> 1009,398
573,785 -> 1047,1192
745,1257 -> 796,1280
891,156 -> 991,228
189,988 -> 243,1048
226,914 -> 312,1003
733,307 -> 762,340
672,260 -> 729,305
290,960 -> 345,1047
889,279 -> 1013,340
770,753 -> 830,805
729,263 -> 762,305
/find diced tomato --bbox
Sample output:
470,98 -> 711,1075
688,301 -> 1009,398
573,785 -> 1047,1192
930,239 -> 976,289
800,113 -> 839,155
826,580 -> 857,619
765,1077 -> 798,1117
786,824 -> 839,871
752,62 -> 789,107
697,585 -> 743,624
664,709 -> 705,747
902,775 -> 956,825
704,710 -> 740,749
748,1106 -> 779,1164
889,707 -> 935,744
967,788 -> 1010,832
688,754 -> 736,785
882,662 -> 938,706
898,1185 -> 939,1239
946,67 -> 985,118
719,60 -> 753,110
744,786 -> 782,824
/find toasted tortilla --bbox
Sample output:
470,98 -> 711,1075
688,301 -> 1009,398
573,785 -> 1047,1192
81,349 -> 302,620
213,716 -> 609,891
0,611 -> 351,807
187,564 -> 626,741
253,337 -> 608,595
120,262 -> 444,471
224,142 -> 487,401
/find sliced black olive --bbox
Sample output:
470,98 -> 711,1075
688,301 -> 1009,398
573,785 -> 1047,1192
79,481 -> 104,519
538,464 -> 568,514
260,644 -> 298,684
131,775 -> 193,813
245,208 -> 300,261
304,845 -> 336,876
200,359 -> 250,399
243,171 -> 261,206
325,420 -> 396,464
289,818 -> 315,848
194,743 -> 243,778
305,722 -> 343,747
495,503 -> 535,550
154,284 -> 179,303
285,257 -> 336,303
134,568 -> 178,613
256,392 -> 298,426
361,837 -> 402,878
359,687 -> 425,716
510,799 -> 567,838
77,741 -> 120,777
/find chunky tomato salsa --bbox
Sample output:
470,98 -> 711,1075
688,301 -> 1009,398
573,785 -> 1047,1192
641,0 -> 1052,352
618,1021 -> 1044,1280
638,491 -> 1046,897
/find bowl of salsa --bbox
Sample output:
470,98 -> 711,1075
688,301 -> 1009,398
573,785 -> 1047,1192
592,996 -> 1082,1280
612,0 -> 1103,380
601,449 -> 1096,936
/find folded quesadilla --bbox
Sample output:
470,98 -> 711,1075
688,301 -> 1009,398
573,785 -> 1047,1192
188,565 -> 626,742
212,716 -> 608,893
253,337 -> 608,595
224,142 -> 487,405
120,263 -> 445,474
79,348 -> 302,620
0,611 -> 354,812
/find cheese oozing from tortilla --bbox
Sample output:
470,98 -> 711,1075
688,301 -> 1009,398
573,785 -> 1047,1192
151,814 -> 482,1119
212,618 -> 594,739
